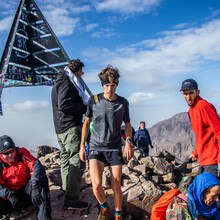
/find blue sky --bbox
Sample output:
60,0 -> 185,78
0,0 -> 220,150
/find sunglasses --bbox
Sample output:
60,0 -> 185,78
1,149 -> 15,155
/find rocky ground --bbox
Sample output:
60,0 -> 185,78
9,145 -> 199,220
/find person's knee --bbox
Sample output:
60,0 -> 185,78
92,180 -> 103,192
111,180 -> 121,193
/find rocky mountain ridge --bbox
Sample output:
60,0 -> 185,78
10,145 -> 198,220
148,112 -> 195,162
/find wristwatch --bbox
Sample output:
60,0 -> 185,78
126,138 -> 133,143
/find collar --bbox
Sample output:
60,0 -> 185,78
189,95 -> 202,108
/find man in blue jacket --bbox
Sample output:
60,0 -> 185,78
133,121 -> 153,156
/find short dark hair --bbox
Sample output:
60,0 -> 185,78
68,59 -> 84,73
140,121 -> 145,126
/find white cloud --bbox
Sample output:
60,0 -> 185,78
70,5 -> 91,14
93,0 -> 161,15
0,1 -> 17,11
127,92 -> 159,105
0,16 -> 13,33
82,18 -> 220,89
84,69 -> 100,83
6,101 -> 50,112
85,23 -> 99,32
91,28 -> 116,38
43,8 -> 79,36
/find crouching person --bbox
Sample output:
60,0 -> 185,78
151,173 -> 220,220
0,135 -> 51,220
166,173 -> 220,220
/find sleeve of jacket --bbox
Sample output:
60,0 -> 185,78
0,164 -> 14,198
133,131 -> 138,146
58,80 -> 87,115
146,130 -> 153,147
31,159 -> 46,187
0,184 -> 14,198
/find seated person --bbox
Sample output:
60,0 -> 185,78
166,173 -> 220,220
0,135 -> 51,220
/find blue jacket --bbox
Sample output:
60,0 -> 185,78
133,128 -> 153,148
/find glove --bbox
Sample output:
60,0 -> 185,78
9,194 -> 22,212
31,187 -> 43,207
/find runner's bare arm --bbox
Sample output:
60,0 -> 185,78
79,117 -> 91,162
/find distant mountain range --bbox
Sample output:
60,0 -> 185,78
148,112 -> 195,162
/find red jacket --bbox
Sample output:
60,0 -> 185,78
188,96 -> 220,165
0,147 -> 36,191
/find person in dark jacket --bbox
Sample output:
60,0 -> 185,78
0,135 -> 51,220
133,121 -> 153,155
51,59 -> 88,210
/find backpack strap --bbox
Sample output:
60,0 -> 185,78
94,94 -> 99,103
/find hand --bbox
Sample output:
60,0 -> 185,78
79,145 -> 87,162
189,154 -> 197,162
124,142 -> 134,161
32,187 -> 43,207
9,194 -> 22,212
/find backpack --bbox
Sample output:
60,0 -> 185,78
150,188 -> 181,220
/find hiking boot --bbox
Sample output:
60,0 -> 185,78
97,207 -> 108,220
63,201 -> 89,211
114,214 -> 122,220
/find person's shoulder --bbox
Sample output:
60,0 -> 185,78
89,93 -> 103,104
197,97 -> 216,111
18,147 -> 31,155
18,147 -> 36,157
54,69 -> 70,85
116,95 -> 129,104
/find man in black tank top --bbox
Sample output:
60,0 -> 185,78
79,65 -> 134,220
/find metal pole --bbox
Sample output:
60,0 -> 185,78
79,78 -> 93,97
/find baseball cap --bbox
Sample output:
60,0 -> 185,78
180,79 -> 198,91
0,135 -> 16,152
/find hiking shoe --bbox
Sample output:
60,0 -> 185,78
114,214 -> 122,220
97,207 -> 108,220
64,201 -> 89,211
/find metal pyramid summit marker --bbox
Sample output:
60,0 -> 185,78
0,0 -> 92,115
0,0 -> 70,88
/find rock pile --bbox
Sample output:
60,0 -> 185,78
20,146 -> 199,220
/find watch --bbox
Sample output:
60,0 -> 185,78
126,138 -> 133,143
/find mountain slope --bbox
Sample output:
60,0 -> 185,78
148,112 -> 195,161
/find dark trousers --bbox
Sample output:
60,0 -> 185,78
0,177 -> 51,220
198,163 -> 218,177
139,146 -> 149,156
